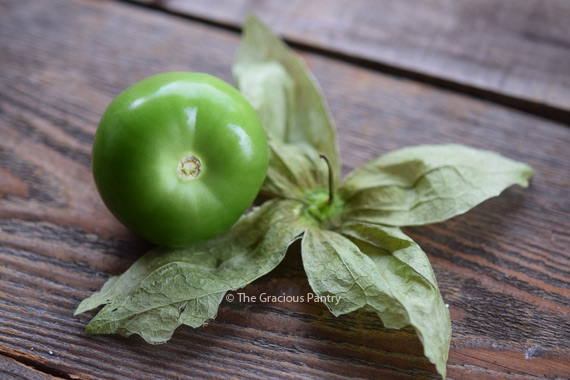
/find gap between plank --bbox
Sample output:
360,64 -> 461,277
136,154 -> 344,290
0,349 -> 75,380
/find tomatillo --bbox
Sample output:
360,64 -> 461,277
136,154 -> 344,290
92,72 -> 268,247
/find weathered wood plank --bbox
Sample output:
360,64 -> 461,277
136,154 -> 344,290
0,0 -> 569,379
133,0 -> 570,120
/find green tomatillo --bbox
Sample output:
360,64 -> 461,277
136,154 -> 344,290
92,72 -> 269,247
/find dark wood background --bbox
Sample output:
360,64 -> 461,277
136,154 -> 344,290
1,0 -> 569,379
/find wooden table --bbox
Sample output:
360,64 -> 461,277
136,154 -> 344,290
1,1 -> 569,379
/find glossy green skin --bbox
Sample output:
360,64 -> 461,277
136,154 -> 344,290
92,72 -> 268,247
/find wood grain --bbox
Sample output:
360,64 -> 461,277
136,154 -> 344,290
131,0 -> 570,122
0,0 -> 569,379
